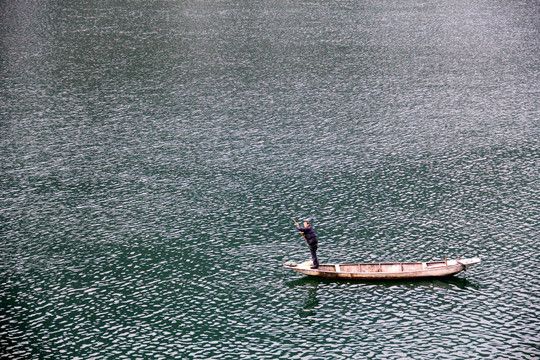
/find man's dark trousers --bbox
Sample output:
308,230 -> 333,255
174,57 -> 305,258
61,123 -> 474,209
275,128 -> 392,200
310,246 -> 319,268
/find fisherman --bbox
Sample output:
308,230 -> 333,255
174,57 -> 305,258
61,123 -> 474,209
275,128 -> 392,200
296,218 -> 319,269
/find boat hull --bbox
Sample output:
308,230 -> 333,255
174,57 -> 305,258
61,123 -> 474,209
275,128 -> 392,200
284,258 -> 480,280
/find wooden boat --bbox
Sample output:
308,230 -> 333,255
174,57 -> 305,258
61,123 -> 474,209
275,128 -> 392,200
284,257 -> 481,280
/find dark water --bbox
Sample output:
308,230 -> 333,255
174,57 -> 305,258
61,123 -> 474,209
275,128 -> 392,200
1,0 -> 539,359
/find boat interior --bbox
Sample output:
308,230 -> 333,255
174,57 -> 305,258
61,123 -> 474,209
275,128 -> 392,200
319,261 -> 450,273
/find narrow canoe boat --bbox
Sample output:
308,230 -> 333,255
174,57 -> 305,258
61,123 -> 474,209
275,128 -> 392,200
284,257 -> 481,280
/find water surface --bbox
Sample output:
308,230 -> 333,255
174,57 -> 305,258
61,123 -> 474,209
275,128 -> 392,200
1,0 -> 538,359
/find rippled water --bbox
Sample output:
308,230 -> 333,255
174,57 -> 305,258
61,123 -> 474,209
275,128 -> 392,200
1,0 -> 538,359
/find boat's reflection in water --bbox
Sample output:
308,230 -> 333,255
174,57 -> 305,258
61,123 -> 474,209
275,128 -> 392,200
284,274 -> 479,294
283,274 -> 480,317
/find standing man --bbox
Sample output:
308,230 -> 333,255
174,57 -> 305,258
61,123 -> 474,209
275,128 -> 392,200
296,218 -> 319,269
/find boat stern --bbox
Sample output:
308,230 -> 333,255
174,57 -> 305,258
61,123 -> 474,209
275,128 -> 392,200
284,260 -> 313,269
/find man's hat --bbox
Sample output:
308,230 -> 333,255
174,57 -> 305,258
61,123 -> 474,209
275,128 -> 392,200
303,218 -> 312,224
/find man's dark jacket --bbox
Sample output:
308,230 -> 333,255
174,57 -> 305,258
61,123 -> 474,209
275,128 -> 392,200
296,225 -> 318,248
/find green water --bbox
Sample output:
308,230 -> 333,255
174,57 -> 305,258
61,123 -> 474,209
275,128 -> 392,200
1,0 -> 538,359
